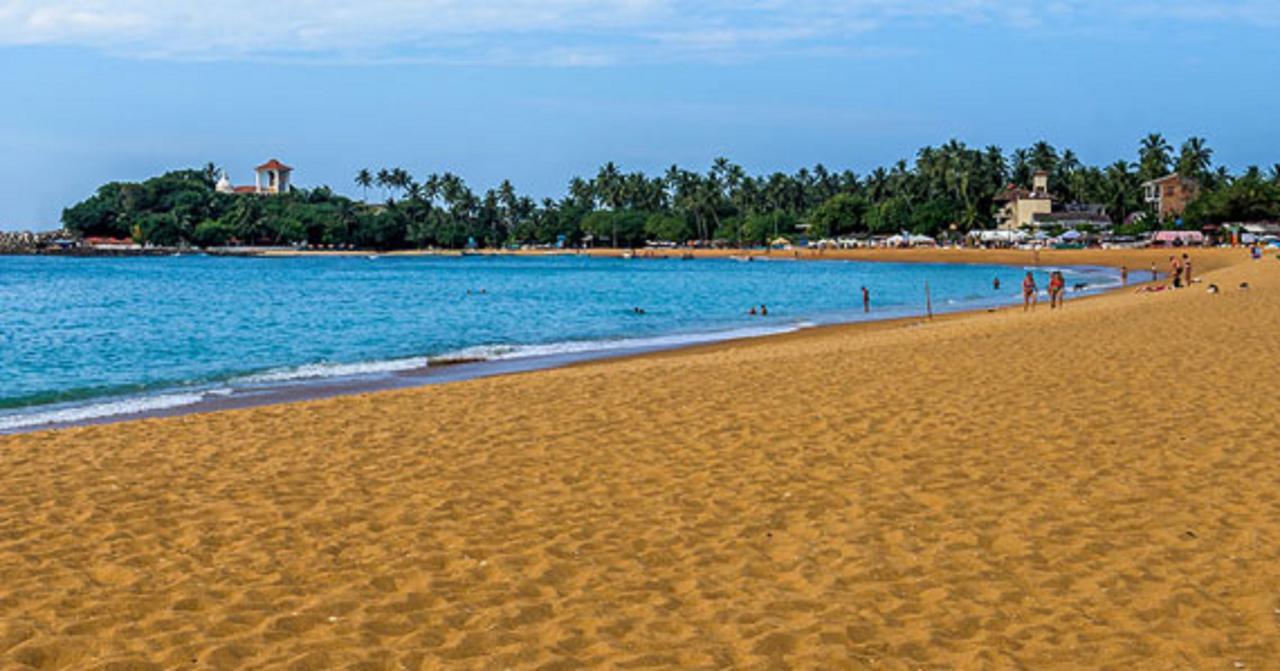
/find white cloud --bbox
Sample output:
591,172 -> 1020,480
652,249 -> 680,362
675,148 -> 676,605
0,0 -> 1274,64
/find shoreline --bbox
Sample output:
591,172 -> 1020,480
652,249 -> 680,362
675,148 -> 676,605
2,247 -> 1274,668
2,254 -> 1133,435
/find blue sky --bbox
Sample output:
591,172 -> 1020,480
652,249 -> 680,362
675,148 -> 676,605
1,0 -> 1278,230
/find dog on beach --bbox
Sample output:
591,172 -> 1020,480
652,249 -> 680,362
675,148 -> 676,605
1239,282 -> 1250,291
1207,284 -> 1219,294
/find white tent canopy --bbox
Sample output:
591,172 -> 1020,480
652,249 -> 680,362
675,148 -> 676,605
970,229 -> 1028,243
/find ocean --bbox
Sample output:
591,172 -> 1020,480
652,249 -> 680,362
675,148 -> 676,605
0,253 -> 1120,432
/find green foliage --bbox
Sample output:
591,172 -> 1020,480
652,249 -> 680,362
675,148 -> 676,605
191,220 -> 234,247
136,212 -> 187,247
61,134 -> 1260,250
866,196 -> 912,234
581,210 -> 648,247
1183,171 -> 1280,225
908,198 -> 962,236
807,193 -> 869,238
644,213 -> 691,243
741,211 -> 798,245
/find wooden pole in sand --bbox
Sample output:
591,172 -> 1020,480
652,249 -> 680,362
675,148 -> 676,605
925,280 -> 934,320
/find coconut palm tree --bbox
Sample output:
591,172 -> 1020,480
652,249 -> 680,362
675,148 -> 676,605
355,169 -> 373,203
375,169 -> 392,201
1029,140 -> 1059,173
1176,137 -> 1213,180
1139,133 -> 1173,181
1010,148 -> 1031,187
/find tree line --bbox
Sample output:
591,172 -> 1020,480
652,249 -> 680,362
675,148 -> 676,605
62,135 -> 1280,249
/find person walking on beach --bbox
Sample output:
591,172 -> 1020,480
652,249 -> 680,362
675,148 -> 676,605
1182,253 -> 1193,285
1169,255 -> 1183,288
1048,271 -> 1065,309
1022,271 -> 1038,311
861,286 -> 870,313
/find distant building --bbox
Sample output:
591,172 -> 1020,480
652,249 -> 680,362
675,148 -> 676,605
216,159 -> 294,196
1030,203 -> 1111,230
1142,174 -> 1199,220
994,170 -> 1053,230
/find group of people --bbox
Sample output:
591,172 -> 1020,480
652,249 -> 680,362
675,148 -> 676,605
747,304 -> 769,316
1021,270 -> 1068,311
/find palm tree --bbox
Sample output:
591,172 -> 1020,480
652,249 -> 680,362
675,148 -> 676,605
594,162 -> 625,246
355,169 -> 373,203
375,169 -> 392,201
391,168 -> 413,200
1010,148 -> 1031,187
567,177 -> 595,210
1176,137 -> 1213,180
1029,140 -> 1059,173
1138,133 -> 1173,182
1102,160 -> 1138,226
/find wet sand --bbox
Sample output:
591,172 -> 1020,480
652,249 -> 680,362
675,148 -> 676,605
2,248 -> 1277,669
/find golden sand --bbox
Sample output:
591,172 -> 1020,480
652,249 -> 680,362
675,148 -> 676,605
2,248 -> 1277,669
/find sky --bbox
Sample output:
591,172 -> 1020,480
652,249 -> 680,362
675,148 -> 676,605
1,0 -> 1278,230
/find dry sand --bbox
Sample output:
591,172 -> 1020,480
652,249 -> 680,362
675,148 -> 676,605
2,248 -> 1278,669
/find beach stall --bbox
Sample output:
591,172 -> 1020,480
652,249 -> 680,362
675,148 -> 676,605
970,229 -> 1027,247
1152,230 -> 1205,246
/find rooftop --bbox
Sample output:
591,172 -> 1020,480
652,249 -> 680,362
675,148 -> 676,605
256,159 -> 292,172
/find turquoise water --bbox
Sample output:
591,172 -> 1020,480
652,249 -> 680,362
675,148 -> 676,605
0,254 -> 1119,431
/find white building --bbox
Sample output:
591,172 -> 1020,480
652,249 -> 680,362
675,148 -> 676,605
216,159 -> 294,195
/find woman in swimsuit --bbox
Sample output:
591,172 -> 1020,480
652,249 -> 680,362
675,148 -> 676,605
1022,271 -> 1038,312
1048,271 -> 1065,309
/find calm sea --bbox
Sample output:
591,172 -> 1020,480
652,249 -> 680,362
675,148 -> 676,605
0,254 -> 1119,431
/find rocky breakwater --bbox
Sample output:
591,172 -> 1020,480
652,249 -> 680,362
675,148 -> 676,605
0,230 -> 78,254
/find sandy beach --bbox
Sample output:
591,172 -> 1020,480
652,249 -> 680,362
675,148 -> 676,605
2,248 -> 1277,669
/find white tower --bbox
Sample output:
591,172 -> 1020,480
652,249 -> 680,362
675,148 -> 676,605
254,159 -> 293,194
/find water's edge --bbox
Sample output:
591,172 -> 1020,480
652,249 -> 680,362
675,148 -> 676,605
1,262 -> 1125,435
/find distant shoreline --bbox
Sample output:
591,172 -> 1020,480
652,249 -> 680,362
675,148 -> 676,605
0,244 -> 1214,267
0,248 -> 1166,434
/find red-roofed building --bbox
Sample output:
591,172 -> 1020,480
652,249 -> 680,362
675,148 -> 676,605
216,159 -> 294,196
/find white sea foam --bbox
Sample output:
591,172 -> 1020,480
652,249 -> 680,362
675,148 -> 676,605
237,357 -> 431,384
439,324 -> 803,362
1,325 -> 808,432
0,391 -> 214,431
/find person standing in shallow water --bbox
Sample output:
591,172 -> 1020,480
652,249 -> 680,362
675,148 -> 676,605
993,277 -> 1001,291
1121,266 -> 1128,285
861,286 -> 870,313
1150,262 -> 1158,282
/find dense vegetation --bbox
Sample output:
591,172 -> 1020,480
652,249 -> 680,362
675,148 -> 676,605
62,136 -> 1280,249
